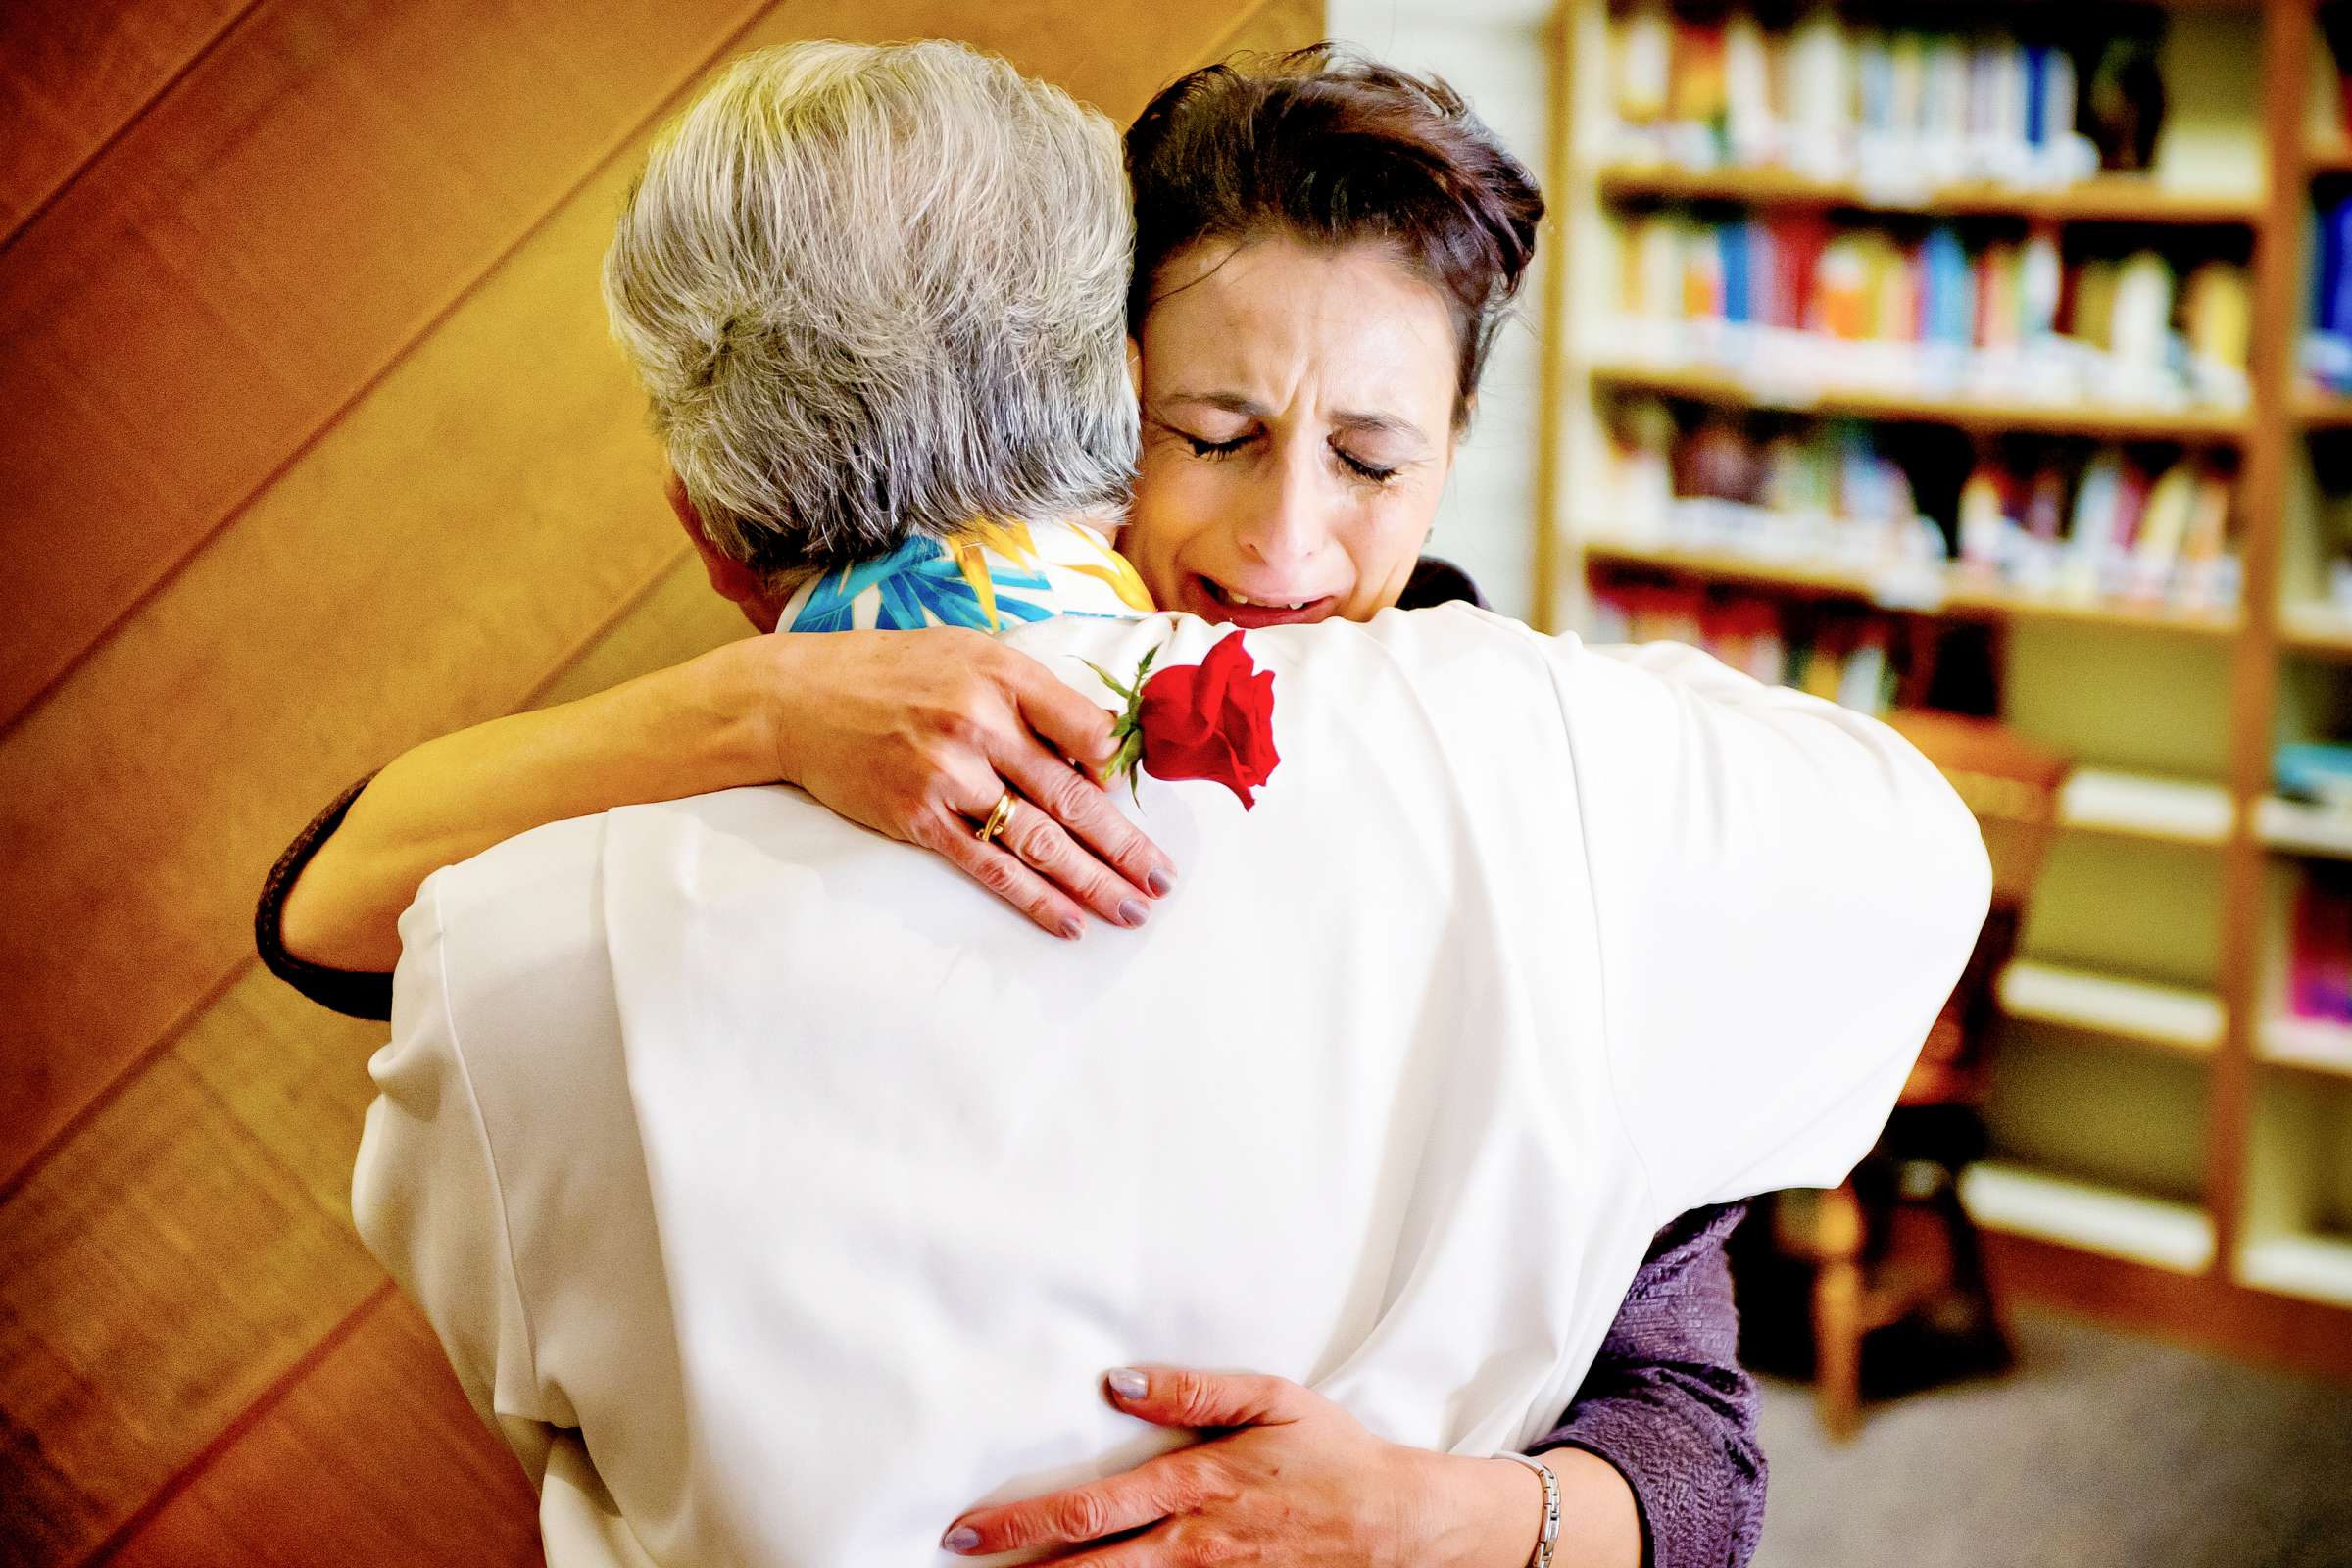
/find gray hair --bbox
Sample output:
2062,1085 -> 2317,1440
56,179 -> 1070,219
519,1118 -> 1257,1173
602,39 -> 1139,576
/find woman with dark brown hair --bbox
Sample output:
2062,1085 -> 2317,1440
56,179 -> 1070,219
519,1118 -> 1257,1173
265,46 -> 1765,1568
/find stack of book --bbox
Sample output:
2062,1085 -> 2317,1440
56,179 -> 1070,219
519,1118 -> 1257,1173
1590,583 -> 1901,714
2278,743 -> 2352,812
2286,862 -> 2352,1030
1598,211 -> 2252,414
1595,407 -> 1945,575
1593,404 -> 2242,615
1951,447 -> 2238,612
1604,5 -> 2099,191
2307,192 -> 2352,397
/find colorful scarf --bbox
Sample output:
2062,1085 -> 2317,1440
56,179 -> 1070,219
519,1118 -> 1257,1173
778,518 -> 1151,634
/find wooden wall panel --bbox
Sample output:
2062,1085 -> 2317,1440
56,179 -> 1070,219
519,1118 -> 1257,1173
0,0 -> 1323,1194
0,958 -> 400,1562
0,0 -> 253,239
0,1045 -> 383,1560
97,1289 -> 540,1568
0,142 -> 689,1185
1210,0 -> 1329,60
0,3 -> 1322,1563
0,0 -> 764,729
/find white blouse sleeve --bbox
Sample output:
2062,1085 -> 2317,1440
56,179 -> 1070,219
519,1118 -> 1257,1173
350,872 -> 563,1491
1549,636 -> 1993,1220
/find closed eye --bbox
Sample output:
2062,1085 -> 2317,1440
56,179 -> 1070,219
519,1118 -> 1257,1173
1185,433 -> 1250,460
1336,449 -> 1398,484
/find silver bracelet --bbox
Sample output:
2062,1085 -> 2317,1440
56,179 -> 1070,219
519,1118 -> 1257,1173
1495,1451 -> 1560,1568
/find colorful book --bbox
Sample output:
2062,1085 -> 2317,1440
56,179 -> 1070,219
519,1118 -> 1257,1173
2129,460 -> 2198,598
2020,225 -> 2064,343
2109,250 -> 2178,382
1725,15 -> 1777,163
1922,225 -> 1974,349
1616,4 -> 1671,126
1671,20 -> 1730,132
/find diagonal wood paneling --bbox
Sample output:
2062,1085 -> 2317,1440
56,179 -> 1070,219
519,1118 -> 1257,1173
0,597 -> 743,1563
0,6 -> 1322,1563
0,0 -> 766,731
0,1034 -> 385,1561
1206,0 -> 1326,63
0,0 -> 1316,1202
95,1288 -> 540,1568
0,0 -> 256,241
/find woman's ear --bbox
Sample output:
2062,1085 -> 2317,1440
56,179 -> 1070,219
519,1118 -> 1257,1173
665,470 -> 782,631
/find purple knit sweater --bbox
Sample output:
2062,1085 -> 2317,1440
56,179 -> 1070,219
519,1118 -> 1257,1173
1534,1202 -> 1764,1568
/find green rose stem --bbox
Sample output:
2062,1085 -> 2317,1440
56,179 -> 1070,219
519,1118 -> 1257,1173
1081,642 -> 1163,804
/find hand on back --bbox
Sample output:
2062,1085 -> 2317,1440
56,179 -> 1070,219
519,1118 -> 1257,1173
760,628 -> 1178,939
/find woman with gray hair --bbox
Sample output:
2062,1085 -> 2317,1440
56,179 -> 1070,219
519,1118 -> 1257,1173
607,39 -> 1143,583
260,39 -> 1776,1568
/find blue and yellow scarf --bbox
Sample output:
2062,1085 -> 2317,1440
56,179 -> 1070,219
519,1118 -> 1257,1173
777,518 -> 1152,634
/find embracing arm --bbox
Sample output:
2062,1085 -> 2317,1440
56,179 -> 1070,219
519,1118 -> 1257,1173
260,629 -> 1174,1004
1533,1204 -> 1762,1568
927,1218 -> 1761,1568
276,636 -> 780,975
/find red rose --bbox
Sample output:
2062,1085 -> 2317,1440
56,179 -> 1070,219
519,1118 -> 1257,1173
1134,631 -> 1281,809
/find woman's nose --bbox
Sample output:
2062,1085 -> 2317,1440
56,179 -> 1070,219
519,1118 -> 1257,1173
1233,441 -> 1327,569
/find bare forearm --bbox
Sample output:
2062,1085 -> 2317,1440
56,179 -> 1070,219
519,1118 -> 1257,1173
1423,1447 -> 1642,1568
279,636 -> 778,970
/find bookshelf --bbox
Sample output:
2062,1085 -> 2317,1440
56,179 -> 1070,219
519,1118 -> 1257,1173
1588,361 -> 2255,442
1577,535 -> 2248,635
1998,959 -> 2228,1054
1959,1159 -> 2218,1273
2256,793 -> 2352,857
2298,389 -> 2352,427
2279,600 -> 2352,653
1597,165 -> 2264,225
1538,0 -> 2352,1372
2059,768 -> 2234,844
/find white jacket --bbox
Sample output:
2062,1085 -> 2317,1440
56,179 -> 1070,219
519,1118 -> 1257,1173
353,604 -> 1989,1566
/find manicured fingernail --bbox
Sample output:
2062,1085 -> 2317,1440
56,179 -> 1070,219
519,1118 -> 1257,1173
1118,898 -> 1149,927
1107,1367 -> 1149,1399
1147,867 -> 1176,897
1060,917 -> 1084,941
943,1526 -> 980,1552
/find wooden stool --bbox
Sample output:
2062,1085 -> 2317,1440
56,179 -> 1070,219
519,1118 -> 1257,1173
1767,714 -> 2069,1439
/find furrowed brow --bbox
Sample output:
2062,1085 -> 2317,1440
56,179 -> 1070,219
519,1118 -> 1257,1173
1160,391 -> 1272,417
1331,409 -> 1429,446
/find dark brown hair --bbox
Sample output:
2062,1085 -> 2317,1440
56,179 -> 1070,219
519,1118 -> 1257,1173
1125,45 -> 1544,425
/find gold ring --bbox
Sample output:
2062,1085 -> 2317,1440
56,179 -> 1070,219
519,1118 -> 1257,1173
975,790 -> 1016,845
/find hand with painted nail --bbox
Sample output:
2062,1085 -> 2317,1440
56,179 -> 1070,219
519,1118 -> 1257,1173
760,628 -> 1180,940
940,1365 -> 1547,1568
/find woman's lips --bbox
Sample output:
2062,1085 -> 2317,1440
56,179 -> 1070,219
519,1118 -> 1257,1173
1184,574 -> 1336,627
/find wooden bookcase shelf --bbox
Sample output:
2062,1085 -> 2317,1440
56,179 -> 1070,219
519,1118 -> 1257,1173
1539,0 -> 2352,1353
1597,165 -> 2263,225
2278,602 -> 2352,657
1959,1159 -> 2218,1274
1589,362 -> 2253,444
1579,537 -> 2245,637
2257,1011 -> 2352,1075
2296,390 -> 2352,427
2059,768 -> 2235,846
2236,1232 -> 2352,1307
1997,959 -> 2228,1054
2254,794 -> 2352,858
